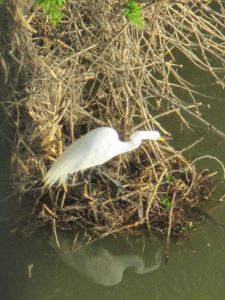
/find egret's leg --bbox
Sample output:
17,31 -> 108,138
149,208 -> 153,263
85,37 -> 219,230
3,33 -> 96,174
87,168 -> 94,194
97,168 -> 125,191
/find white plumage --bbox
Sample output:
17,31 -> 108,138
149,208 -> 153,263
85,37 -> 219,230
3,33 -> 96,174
44,127 -> 162,187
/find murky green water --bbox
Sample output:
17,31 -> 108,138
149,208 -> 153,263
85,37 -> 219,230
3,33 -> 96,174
1,48 -> 225,300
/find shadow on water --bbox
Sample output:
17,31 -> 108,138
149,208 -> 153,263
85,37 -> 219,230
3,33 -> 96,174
48,237 -> 162,287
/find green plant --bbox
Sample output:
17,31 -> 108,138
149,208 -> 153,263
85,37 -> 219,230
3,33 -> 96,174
164,174 -> 175,183
180,220 -> 194,233
160,195 -> 171,210
36,0 -> 66,25
124,0 -> 143,29
187,220 -> 193,229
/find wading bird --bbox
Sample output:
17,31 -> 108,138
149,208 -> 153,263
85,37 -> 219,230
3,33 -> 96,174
44,127 -> 163,187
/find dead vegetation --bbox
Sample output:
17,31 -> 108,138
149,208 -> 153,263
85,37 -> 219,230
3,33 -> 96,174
1,0 -> 225,243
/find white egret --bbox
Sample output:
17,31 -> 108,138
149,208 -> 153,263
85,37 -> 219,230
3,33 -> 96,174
44,127 -> 163,187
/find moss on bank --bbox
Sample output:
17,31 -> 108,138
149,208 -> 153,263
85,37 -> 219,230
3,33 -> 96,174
1,0 -> 225,244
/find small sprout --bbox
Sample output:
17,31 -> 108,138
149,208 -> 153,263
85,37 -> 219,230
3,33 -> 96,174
160,195 -> 171,210
164,174 -> 175,183
124,0 -> 144,29
181,221 -> 194,232
187,220 -> 193,229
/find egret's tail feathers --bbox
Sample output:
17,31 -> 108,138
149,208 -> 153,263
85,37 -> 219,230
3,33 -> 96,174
43,137 -> 92,188
43,148 -> 86,188
44,158 -> 75,187
44,170 -> 69,188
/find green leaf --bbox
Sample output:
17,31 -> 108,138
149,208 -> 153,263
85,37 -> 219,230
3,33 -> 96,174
36,0 -> 66,25
160,195 -> 171,210
124,0 -> 143,29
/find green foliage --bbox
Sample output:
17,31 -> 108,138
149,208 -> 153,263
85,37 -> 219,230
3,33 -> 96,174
180,220 -> 194,233
124,0 -> 143,29
160,195 -> 171,210
36,0 -> 66,25
0,0 -> 5,5
187,220 -> 193,229
164,174 -> 175,183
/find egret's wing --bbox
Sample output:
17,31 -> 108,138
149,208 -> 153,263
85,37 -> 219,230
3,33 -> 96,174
44,136 -> 94,187
44,127 -> 120,187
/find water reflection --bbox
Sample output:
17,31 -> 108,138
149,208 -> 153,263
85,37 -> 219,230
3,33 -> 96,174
51,238 -> 162,286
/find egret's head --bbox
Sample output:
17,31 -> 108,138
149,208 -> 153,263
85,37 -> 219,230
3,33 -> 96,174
130,130 -> 162,142
147,131 -> 168,142
147,130 -> 161,140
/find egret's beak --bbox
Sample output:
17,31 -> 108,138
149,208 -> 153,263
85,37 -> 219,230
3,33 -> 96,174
159,137 -> 165,142
159,136 -> 172,142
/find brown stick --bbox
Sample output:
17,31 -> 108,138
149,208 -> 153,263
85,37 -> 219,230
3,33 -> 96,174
155,92 -> 225,141
52,218 -> 60,251
146,168 -> 168,229
164,192 -> 176,263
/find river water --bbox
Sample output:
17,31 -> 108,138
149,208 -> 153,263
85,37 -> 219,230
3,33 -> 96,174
1,45 -> 225,300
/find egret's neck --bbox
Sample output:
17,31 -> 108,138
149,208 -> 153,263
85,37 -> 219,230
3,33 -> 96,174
118,137 -> 142,154
118,131 -> 159,155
